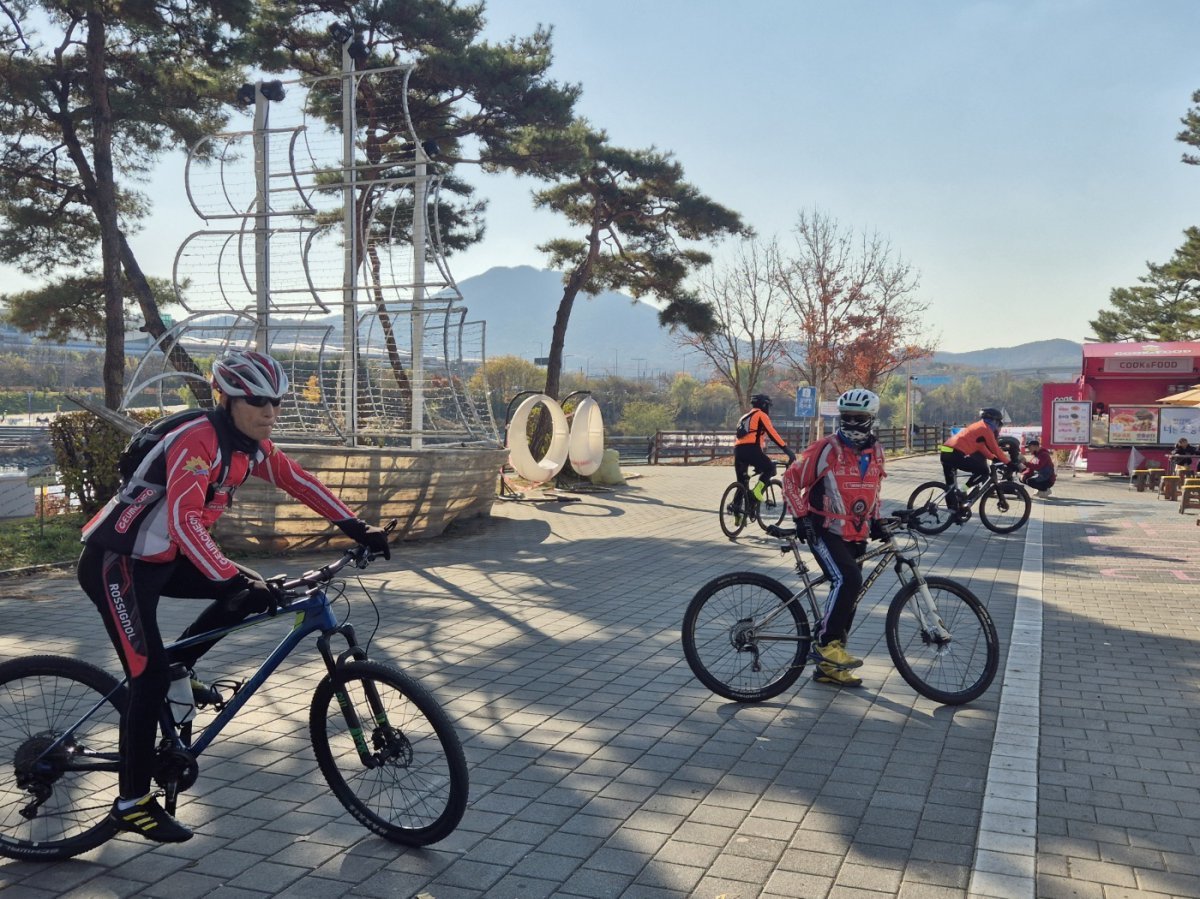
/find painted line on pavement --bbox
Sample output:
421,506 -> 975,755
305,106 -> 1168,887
968,503 -> 1043,899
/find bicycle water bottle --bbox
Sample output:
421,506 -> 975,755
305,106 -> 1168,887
167,663 -> 196,726
753,480 -> 766,501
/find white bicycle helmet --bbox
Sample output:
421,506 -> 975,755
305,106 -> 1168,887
836,388 -> 879,448
211,350 -> 289,399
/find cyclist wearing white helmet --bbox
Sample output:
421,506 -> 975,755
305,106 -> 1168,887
731,394 -> 796,517
78,350 -> 391,844
939,407 -> 1011,502
782,388 -> 887,688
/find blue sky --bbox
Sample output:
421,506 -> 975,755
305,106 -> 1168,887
6,1 -> 1198,355
460,0 -> 1200,352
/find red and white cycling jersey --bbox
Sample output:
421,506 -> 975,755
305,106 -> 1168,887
83,415 -> 353,581
783,434 -> 886,541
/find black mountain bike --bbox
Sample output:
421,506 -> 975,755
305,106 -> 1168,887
719,466 -> 788,540
682,510 -> 1000,706
0,539 -> 468,861
907,461 -> 1031,535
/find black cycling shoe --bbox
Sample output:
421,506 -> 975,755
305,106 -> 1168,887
109,795 -> 193,843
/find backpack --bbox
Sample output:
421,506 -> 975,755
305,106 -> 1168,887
117,408 -> 236,492
735,411 -> 755,440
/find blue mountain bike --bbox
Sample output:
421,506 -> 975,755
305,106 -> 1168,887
0,539 -> 468,861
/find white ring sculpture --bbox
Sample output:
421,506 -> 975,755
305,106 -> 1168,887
507,394 -> 570,482
568,396 -> 605,476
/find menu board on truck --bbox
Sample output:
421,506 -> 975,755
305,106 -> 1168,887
1051,401 -> 1091,445
1108,406 -> 1160,444
1159,405 -> 1200,443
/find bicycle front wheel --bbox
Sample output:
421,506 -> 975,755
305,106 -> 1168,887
718,482 -> 750,540
905,481 -> 955,535
0,656 -> 124,861
310,659 -> 468,846
681,572 -> 811,702
884,577 -> 999,705
755,479 -> 788,531
979,482 -> 1031,533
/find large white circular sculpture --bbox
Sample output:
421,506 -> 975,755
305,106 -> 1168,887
506,394 -> 570,482
568,396 -> 605,476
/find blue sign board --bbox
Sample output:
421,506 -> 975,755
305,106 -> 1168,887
795,386 -> 817,418
912,374 -> 953,387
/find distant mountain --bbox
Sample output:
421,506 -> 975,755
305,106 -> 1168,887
925,339 -> 1082,372
450,266 -> 702,377
453,267 -> 1085,378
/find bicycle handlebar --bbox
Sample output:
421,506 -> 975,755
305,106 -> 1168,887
764,509 -> 922,543
277,519 -> 398,599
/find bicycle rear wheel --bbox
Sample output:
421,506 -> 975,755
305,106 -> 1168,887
979,482 -> 1031,533
0,656 -> 124,860
718,482 -> 750,540
310,659 -> 468,846
905,481 -> 956,535
884,577 -> 998,705
755,479 -> 788,531
681,572 -> 811,702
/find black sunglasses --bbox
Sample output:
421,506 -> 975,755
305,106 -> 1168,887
242,395 -> 282,408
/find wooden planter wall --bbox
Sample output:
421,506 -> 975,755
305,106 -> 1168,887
213,444 -> 508,554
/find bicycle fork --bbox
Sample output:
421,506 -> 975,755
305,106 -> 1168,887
895,560 -> 952,644
317,628 -> 409,771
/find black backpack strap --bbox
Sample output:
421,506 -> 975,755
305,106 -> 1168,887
205,409 -> 261,490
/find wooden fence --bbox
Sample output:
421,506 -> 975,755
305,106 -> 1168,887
649,424 -> 950,464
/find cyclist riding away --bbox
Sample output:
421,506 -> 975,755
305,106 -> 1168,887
733,394 -> 796,519
939,407 -> 1011,506
77,350 -> 391,844
782,388 -> 887,688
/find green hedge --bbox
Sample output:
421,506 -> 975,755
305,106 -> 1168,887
50,410 -> 159,516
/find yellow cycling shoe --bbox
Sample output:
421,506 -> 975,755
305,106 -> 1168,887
810,640 -> 862,669
812,662 -> 863,688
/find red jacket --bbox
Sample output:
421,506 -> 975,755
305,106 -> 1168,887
783,435 -> 886,541
83,415 -> 354,581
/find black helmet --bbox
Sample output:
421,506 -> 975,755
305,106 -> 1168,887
979,407 -> 1003,425
751,394 -> 772,411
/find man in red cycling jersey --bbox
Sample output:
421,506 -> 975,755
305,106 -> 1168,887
783,388 -> 887,688
78,350 -> 390,843
732,394 -> 795,517
939,407 -> 1011,504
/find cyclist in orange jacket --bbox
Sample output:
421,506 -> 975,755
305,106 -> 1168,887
939,407 -> 1011,504
732,395 -> 796,516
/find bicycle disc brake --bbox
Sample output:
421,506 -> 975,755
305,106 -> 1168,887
370,727 -> 414,769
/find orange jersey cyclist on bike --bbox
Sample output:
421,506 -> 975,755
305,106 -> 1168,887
77,351 -> 391,843
732,394 -> 796,512
782,388 -> 887,688
939,407 -> 1011,505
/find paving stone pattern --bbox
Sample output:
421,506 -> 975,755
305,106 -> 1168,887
0,459 -> 1196,898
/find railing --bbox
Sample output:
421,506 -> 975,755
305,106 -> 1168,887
649,424 -> 950,464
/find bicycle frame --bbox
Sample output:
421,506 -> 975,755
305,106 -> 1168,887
32,585 -> 367,782
754,532 -> 950,648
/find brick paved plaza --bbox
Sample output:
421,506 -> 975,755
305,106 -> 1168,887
0,457 -> 1197,898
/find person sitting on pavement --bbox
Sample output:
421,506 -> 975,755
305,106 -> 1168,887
1020,437 -> 1056,497
782,388 -> 887,689
732,394 -> 796,518
1168,437 -> 1199,475
939,407 -> 1011,505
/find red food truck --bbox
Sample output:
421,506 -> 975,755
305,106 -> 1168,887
1040,341 -> 1200,475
